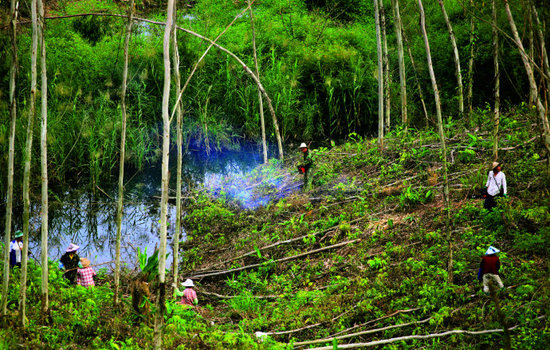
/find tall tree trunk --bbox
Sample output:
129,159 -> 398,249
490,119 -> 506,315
374,0 -> 384,148
248,0 -> 268,164
392,0 -> 407,129
1,0 -> 19,317
401,27 -> 430,124
418,0 -> 451,284
503,0 -> 550,154
437,0 -> 464,116
527,1 -> 535,106
380,0 -> 391,131
114,0 -> 134,307
466,0 -> 476,122
492,0 -> 501,161
17,0 -> 38,321
37,0 -> 49,318
171,0 -> 183,292
531,0 -> 550,104
154,0 -> 174,348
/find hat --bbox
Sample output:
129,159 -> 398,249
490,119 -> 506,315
492,162 -> 501,169
66,243 -> 79,253
80,258 -> 91,268
181,279 -> 194,287
14,230 -> 23,239
485,246 -> 500,255
299,143 -> 307,149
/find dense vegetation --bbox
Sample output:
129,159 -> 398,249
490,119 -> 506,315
0,0 -> 547,191
1,0 -> 549,348
1,112 -> 549,348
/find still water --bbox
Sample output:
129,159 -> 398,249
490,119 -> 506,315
23,145 -> 265,271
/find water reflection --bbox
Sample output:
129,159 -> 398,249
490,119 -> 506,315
20,144 -> 265,271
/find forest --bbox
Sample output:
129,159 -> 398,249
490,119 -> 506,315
0,0 -> 549,349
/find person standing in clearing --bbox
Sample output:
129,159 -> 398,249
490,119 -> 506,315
298,143 -> 313,191
484,162 -> 507,211
59,243 -> 81,284
479,246 -> 504,293
175,279 -> 198,307
9,230 -> 24,268
76,258 -> 96,288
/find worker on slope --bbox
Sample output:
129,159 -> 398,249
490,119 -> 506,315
9,230 -> 24,268
297,142 -> 314,191
484,162 -> 507,211
175,279 -> 198,307
478,245 -> 504,294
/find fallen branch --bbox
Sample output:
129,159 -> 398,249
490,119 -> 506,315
200,290 -> 277,299
270,306 -> 357,336
293,317 -> 432,347
305,327 -> 514,350
194,216 -> 371,273
329,308 -> 421,337
188,238 -> 361,280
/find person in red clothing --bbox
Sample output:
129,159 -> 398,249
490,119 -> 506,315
175,279 -> 198,307
76,258 -> 96,288
479,246 -> 504,293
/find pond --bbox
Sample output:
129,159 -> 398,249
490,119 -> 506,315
22,143 -> 267,271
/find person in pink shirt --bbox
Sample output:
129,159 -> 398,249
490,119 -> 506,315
175,279 -> 198,306
76,258 -> 96,288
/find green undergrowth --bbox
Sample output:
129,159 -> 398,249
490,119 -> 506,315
180,113 -> 549,349
1,112 -> 549,349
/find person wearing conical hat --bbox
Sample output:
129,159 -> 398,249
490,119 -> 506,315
479,246 -> 504,293
59,243 -> 81,284
76,258 -> 96,288
9,230 -> 24,268
175,279 -> 198,307
297,142 -> 314,191
484,162 -> 507,211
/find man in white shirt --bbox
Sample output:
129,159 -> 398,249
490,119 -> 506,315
484,162 -> 507,211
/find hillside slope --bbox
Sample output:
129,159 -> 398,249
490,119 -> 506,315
179,115 -> 549,349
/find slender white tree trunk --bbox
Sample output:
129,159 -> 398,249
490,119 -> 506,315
380,0 -> 391,131
418,0 -> 450,205
114,0 -> 134,307
1,0 -> 19,317
17,0 -> 38,321
37,0 -> 49,318
374,0 -> 384,148
171,0 -> 183,292
392,0 -> 407,129
503,0 -> 550,154
492,0 -> 500,161
466,0 -> 476,121
402,28 -> 429,124
531,0 -> 550,104
437,0 -> 464,116
155,0 -> 174,348
248,0 -> 268,164
418,0 -> 451,284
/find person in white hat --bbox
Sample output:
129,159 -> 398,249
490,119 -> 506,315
479,246 -> 504,293
59,243 -> 81,284
175,279 -> 198,306
9,230 -> 24,268
484,162 -> 507,211
297,143 -> 314,191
